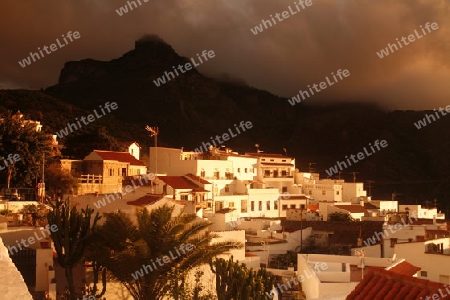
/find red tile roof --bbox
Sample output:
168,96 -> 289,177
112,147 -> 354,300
93,150 -> 144,166
127,195 -> 187,207
386,260 -> 421,277
346,268 -> 450,300
159,176 -> 209,192
127,194 -> 164,206
335,205 -> 367,214
185,173 -> 211,184
308,204 -> 319,211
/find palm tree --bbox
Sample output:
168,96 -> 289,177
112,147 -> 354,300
96,205 -> 242,300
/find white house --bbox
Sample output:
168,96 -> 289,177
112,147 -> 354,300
399,204 -> 446,220
395,237 -> 450,284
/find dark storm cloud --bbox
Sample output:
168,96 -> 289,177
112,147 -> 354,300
0,0 -> 448,109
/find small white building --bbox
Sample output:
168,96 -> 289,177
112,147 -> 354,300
399,204 -> 446,220
298,253 -> 396,300
395,237 -> 450,284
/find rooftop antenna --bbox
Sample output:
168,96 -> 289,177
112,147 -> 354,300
349,172 -> 359,183
366,180 -> 375,197
255,143 -> 260,153
282,148 -> 287,156
145,125 -> 159,175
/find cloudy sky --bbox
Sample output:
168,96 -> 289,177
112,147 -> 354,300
0,0 -> 449,109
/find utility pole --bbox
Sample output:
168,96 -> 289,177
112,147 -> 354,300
349,172 -> 359,183
366,180 -> 375,197
145,126 -> 159,175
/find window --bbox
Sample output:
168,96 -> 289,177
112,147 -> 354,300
259,201 -> 262,211
214,171 -> 219,179
282,187 -> 288,193
274,200 -> 278,210
237,168 -> 241,173
282,159 -> 286,162
109,169 -> 113,176
322,190 -> 326,195
180,194 -> 189,201
264,170 -> 270,176
308,190 -> 312,195
200,170 -> 205,177
290,204 -> 296,209
300,204 -> 306,209
245,168 -> 248,173
228,202 -> 235,208
262,159 -> 266,161
282,205 -> 288,211
336,191 -> 340,195
251,201 -> 255,211
421,271 -> 428,277
241,200 -> 247,213
270,159 -> 274,162
266,201 -> 271,210
390,238 -> 398,248
281,170 -> 287,176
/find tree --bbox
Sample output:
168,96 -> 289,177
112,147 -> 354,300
212,256 -> 276,300
47,198 -> 101,300
96,205 -> 242,300
20,203 -> 49,226
44,161 -> 79,200
328,212 -> 354,222
0,111 -> 52,187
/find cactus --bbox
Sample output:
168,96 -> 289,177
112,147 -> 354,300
212,256 -> 276,300
47,198 -> 101,300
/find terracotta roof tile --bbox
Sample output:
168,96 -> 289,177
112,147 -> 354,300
308,204 -> 319,211
386,261 -> 421,277
347,268 -> 450,300
159,176 -> 208,192
127,194 -> 163,206
185,173 -> 211,184
93,150 -> 144,166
